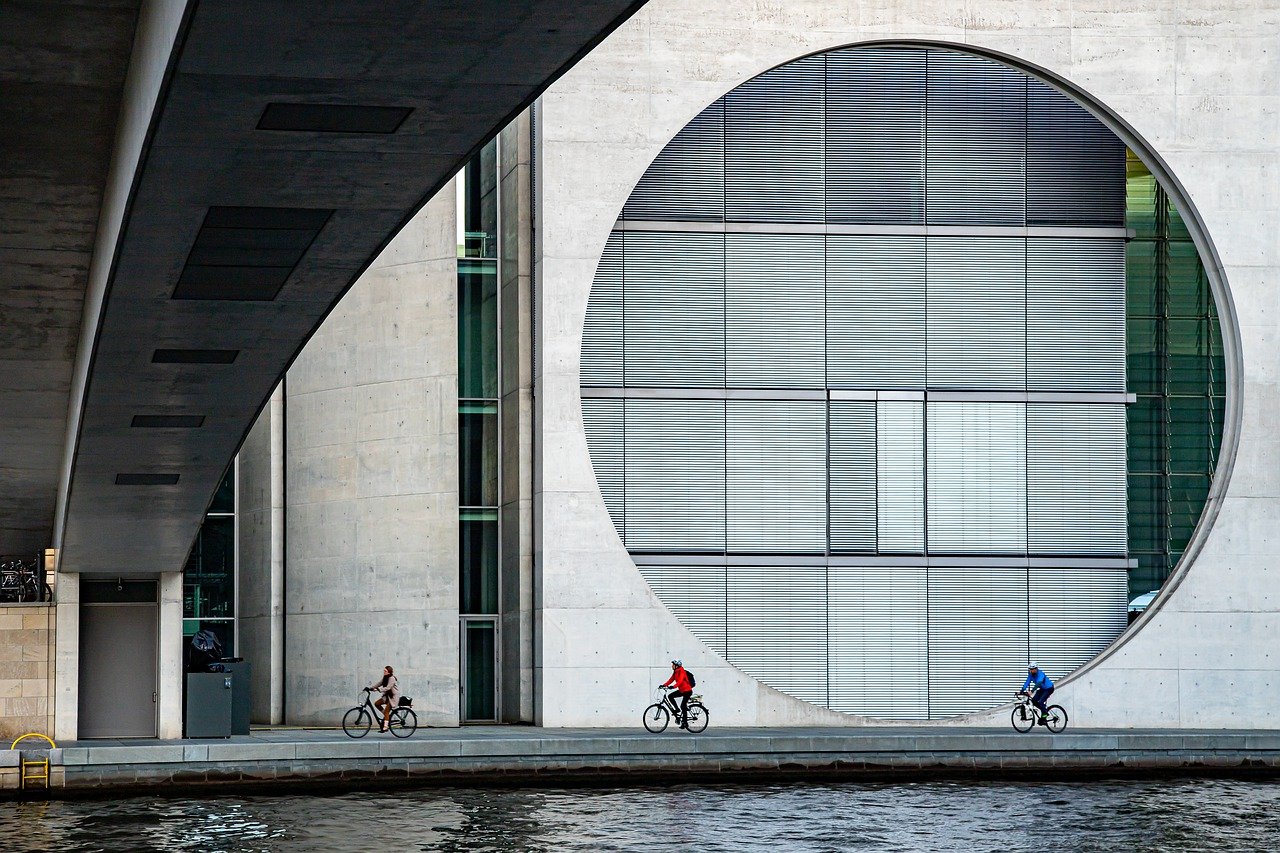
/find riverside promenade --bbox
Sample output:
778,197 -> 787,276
6,726 -> 1280,796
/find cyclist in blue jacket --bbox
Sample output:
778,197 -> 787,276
1019,662 -> 1054,720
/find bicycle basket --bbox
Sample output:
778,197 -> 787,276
692,695 -> 702,702
398,696 -> 413,707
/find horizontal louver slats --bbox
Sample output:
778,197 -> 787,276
726,234 -> 826,387
1029,566 -> 1128,680
830,401 -> 877,552
581,398 -> 624,540
581,232 -> 623,386
826,47 -> 925,225
827,236 -> 926,389
639,565 -> 727,656
1028,404 -> 1127,554
725,56 -> 825,223
1028,85 -> 1126,226
928,566 -> 1029,717
623,101 -> 725,222
727,566 -> 828,704
1027,238 -> 1126,391
624,399 -> 725,552
828,566 -> 928,718
727,401 -> 827,553
878,401 -> 926,553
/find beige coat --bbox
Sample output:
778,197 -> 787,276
370,673 -> 400,703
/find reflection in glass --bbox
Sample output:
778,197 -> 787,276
460,405 -> 499,507
459,260 -> 499,399
460,511 -> 499,615
463,620 -> 497,721
184,517 -> 234,619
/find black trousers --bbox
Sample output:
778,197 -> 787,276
1032,686 -> 1054,713
671,690 -> 692,722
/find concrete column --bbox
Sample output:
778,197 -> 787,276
53,573 -> 78,741
238,384 -> 286,724
499,111 -> 536,723
156,572 -> 182,739
283,188 -> 460,727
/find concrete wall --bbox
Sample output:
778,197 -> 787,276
280,189 -> 460,727
0,604 -> 54,740
536,0 -> 1275,727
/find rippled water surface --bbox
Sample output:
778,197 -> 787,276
7,778 -> 1280,852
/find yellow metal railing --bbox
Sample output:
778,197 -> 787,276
11,733 -> 55,791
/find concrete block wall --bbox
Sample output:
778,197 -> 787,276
536,0 -> 1276,727
0,604 -> 54,740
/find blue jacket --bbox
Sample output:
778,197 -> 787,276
1021,669 -> 1053,692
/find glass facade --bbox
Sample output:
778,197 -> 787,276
183,467 -> 236,655
580,46 -> 1224,718
458,140 -> 500,721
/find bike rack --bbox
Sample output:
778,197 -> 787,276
11,733 -> 55,792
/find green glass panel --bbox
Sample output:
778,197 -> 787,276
460,518 -> 499,615
460,140 -> 498,259
1125,242 -> 1160,316
209,467 -> 235,514
183,517 -> 234,619
458,260 -> 499,399
463,621 -> 497,721
459,410 -> 499,507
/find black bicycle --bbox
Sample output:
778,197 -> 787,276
342,688 -> 417,738
1011,691 -> 1068,733
643,686 -> 709,733
0,557 -> 50,603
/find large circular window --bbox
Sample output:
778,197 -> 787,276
580,46 -> 1225,718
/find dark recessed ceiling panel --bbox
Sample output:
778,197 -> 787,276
115,473 -> 181,486
151,349 -> 239,364
172,206 -> 333,301
257,102 -> 413,133
131,415 -> 206,428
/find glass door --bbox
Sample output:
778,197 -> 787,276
461,617 -> 498,722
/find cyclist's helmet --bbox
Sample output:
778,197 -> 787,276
1028,661 -> 1039,671
671,659 -> 683,667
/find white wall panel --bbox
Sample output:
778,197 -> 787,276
928,566 -> 1029,717
727,566 -> 827,704
639,565 -> 727,656
877,400 -> 926,553
581,231 -> 623,386
1029,566 -> 1128,681
927,402 -> 1027,553
624,399 -> 725,551
581,398 -> 625,539
1027,404 -> 1127,554
726,233 -> 826,387
827,236 -> 926,389
727,401 -> 827,553
830,401 -> 877,552
828,566 -> 928,718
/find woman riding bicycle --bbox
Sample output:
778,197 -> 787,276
367,665 -> 400,733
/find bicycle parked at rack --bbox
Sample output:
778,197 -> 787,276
342,687 -> 417,738
1011,690 -> 1068,733
0,557 -> 50,604
643,686 -> 709,733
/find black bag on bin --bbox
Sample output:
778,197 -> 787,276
186,628 -> 223,672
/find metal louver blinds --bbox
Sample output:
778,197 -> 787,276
581,398 -> 624,539
727,401 -> 827,553
725,56 -> 825,223
926,51 -> 1027,225
1028,86 -> 1126,226
726,233 -> 825,387
1029,566 -> 1128,679
829,401 -> 877,553
828,566 -> 928,718
639,565 -> 727,656
927,566 -> 1029,716
1027,238 -> 1126,391
623,399 -> 725,552
825,47 -> 925,225
623,101 -> 725,222
877,401 -> 925,553
622,232 -> 724,388
581,232 -> 623,386
927,402 -> 1028,554
927,237 -> 1026,390
1027,404 -> 1127,554
827,236 -> 926,389
727,566 -> 827,704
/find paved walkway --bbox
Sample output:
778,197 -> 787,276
8,726 -> 1280,796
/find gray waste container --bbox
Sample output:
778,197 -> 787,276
220,661 -> 253,735
185,671 -> 233,738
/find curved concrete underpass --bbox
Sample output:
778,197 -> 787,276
2,0 -> 645,575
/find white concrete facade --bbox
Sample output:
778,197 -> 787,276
535,0 -> 1276,727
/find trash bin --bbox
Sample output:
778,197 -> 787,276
220,659 -> 253,735
184,671 -> 233,737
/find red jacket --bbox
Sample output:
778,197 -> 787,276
663,666 -> 692,692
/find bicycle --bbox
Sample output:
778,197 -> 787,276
342,688 -> 417,738
1011,691 -> 1068,733
0,557 -> 50,603
643,686 -> 709,733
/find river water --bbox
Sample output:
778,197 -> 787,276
5,778 -> 1280,852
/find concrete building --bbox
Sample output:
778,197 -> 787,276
7,0 -> 1280,740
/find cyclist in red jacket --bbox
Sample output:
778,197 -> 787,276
661,659 -> 694,729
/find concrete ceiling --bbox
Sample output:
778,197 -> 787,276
0,0 -> 141,557
36,0 -> 647,574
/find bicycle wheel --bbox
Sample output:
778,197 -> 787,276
685,703 -> 709,733
1010,704 -> 1035,733
40,582 -> 52,602
342,707 -> 372,738
389,707 -> 417,738
642,703 -> 670,733
1044,705 -> 1068,733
